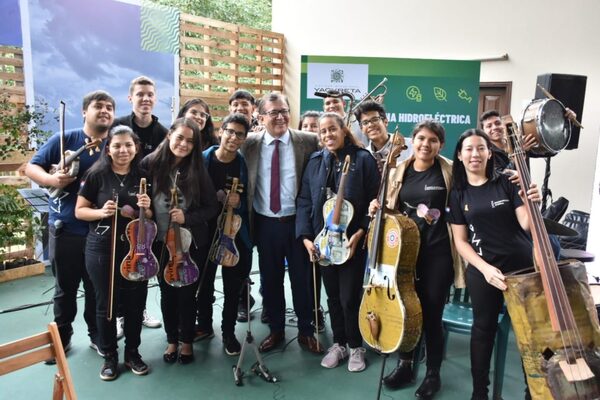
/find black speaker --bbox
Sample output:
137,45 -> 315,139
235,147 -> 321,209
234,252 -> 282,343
534,73 -> 587,150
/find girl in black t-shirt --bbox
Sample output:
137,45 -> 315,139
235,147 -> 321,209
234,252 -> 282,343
368,120 -> 462,398
142,118 -> 219,365
446,129 -> 540,400
75,125 -> 151,381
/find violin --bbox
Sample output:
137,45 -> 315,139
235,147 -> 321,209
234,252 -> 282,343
48,101 -> 102,198
502,116 -> 600,399
208,177 -> 243,267
163,171 -> 200,287
120,178 -> 159,281
358,133 -> 422,354
313,155 -> 354,266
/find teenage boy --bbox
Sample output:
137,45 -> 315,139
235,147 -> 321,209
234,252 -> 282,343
195,113 -> 253,355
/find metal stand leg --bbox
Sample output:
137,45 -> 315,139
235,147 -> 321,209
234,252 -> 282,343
233,278 -> 277,386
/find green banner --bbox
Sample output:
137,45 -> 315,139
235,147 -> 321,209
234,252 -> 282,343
300,55 -> 481,157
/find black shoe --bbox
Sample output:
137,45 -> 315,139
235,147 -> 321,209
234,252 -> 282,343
163,345 -> 178,364
178,351 -> 194,365
100,354 -> 118,381
223,335 -> 241,356
124,350 -> 149,375
415,369 -> 441,399
193,327 -> 215,342
260,307 -> 270,324
237,295 -> 256,322
470,395 -> 489,400
312,306 -> 326,333
383,359 -> 414,389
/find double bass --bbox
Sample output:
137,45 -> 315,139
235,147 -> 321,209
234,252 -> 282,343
313,155 -> 354,266
120,178 -> 159,281
502,116 -> 600,399
208,177 -> 243,267
163,171 -> 200,287
358,134 -> 422,353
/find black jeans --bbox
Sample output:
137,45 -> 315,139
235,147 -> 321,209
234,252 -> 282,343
156,241 -> 206,344
49,228 -> 97,346
466,266 -> 505,396
197,237 -> 251,337
321,247 -> 366,348
85,235 -> 147,356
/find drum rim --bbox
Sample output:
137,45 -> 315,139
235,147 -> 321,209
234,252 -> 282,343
521,98 -> 571,155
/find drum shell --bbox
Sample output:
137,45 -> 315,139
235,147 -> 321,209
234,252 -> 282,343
504,261 -> 600,399
521,99 -> 571,157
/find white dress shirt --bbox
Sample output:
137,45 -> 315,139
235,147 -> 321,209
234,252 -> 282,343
253,129 -> 297,217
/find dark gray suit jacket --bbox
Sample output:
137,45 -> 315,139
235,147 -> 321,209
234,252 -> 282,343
240,128 -> 319,232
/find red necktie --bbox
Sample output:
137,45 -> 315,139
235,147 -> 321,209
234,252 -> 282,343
270,139 -> 281,214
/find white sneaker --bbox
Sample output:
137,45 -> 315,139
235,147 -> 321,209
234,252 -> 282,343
348,347 -> 366,372
320,343 -> 348,368
142,309 -> 162,328
116,317 -> 124,340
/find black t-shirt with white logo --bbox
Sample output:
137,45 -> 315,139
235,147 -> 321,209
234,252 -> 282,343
79,168 -> 144,241
398,160 -> 450,253
446,175 -> 532,273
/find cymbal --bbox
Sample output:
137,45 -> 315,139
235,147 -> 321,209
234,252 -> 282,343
543,218 -> 578,237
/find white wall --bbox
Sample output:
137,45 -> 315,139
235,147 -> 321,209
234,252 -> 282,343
273,0 -> 600,214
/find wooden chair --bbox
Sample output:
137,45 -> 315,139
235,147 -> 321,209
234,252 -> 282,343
442,287 -> 510,400
0,322 -> 77,399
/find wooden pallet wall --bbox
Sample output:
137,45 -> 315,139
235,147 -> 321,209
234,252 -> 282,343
179,14 -> 285,125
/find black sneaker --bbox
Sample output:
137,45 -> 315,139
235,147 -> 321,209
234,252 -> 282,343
312,306 -> 326,333
89,341 -> 105,357
124,350 -> 149,376
223,335 -> 241,356
45,341 -> 71,365
100,355 -> 118,381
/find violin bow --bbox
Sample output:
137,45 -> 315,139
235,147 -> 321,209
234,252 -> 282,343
107,191 -> 119,321
59,101 -> 66,170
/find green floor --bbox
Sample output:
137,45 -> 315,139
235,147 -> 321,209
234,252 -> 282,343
0,265 -> 528,399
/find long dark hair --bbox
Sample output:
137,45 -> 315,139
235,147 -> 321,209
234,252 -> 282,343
177,98 -> 216,151
145,118 -> 206,207
451,128 -> 497,190
86,125 -> 142,176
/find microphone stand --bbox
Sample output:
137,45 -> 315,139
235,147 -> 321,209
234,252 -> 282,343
233,278 -> 277,386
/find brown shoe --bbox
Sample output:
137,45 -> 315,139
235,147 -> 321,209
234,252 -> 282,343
298,334 -> 324,354
258,332 -> 285,353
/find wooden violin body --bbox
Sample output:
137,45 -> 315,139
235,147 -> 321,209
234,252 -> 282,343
314,155 -> 353,266
163,171 -> 199,287
208,178 -> 242,267
359,212 -> 422,353
505,262 -> 600,399
48,138 -> 102,198
120,178 -> 159,281
163,225 -> 199,287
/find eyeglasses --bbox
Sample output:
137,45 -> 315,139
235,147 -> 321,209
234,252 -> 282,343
359,116 -> 383,128
263,109 -> 290,118
222,128 -> 247,140
188,109 -> 210,119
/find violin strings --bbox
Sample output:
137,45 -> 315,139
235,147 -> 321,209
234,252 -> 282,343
510,128 -> 589,386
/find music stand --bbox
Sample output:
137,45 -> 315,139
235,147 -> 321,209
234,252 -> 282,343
17,188 -> 49,259
233,278 -> 277,386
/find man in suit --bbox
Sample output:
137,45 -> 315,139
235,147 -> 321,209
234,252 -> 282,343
241,92 -> 321,353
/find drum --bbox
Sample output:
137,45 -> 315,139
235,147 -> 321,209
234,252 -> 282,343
521,98 -> 571,157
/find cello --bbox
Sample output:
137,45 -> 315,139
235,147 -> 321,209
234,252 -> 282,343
120,178 -> 159,281
358,133 -> 422,354
208,177 -> 243,267
313,155 -> 354,266
163,171 -> 200,287
502,116 -> 600,399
